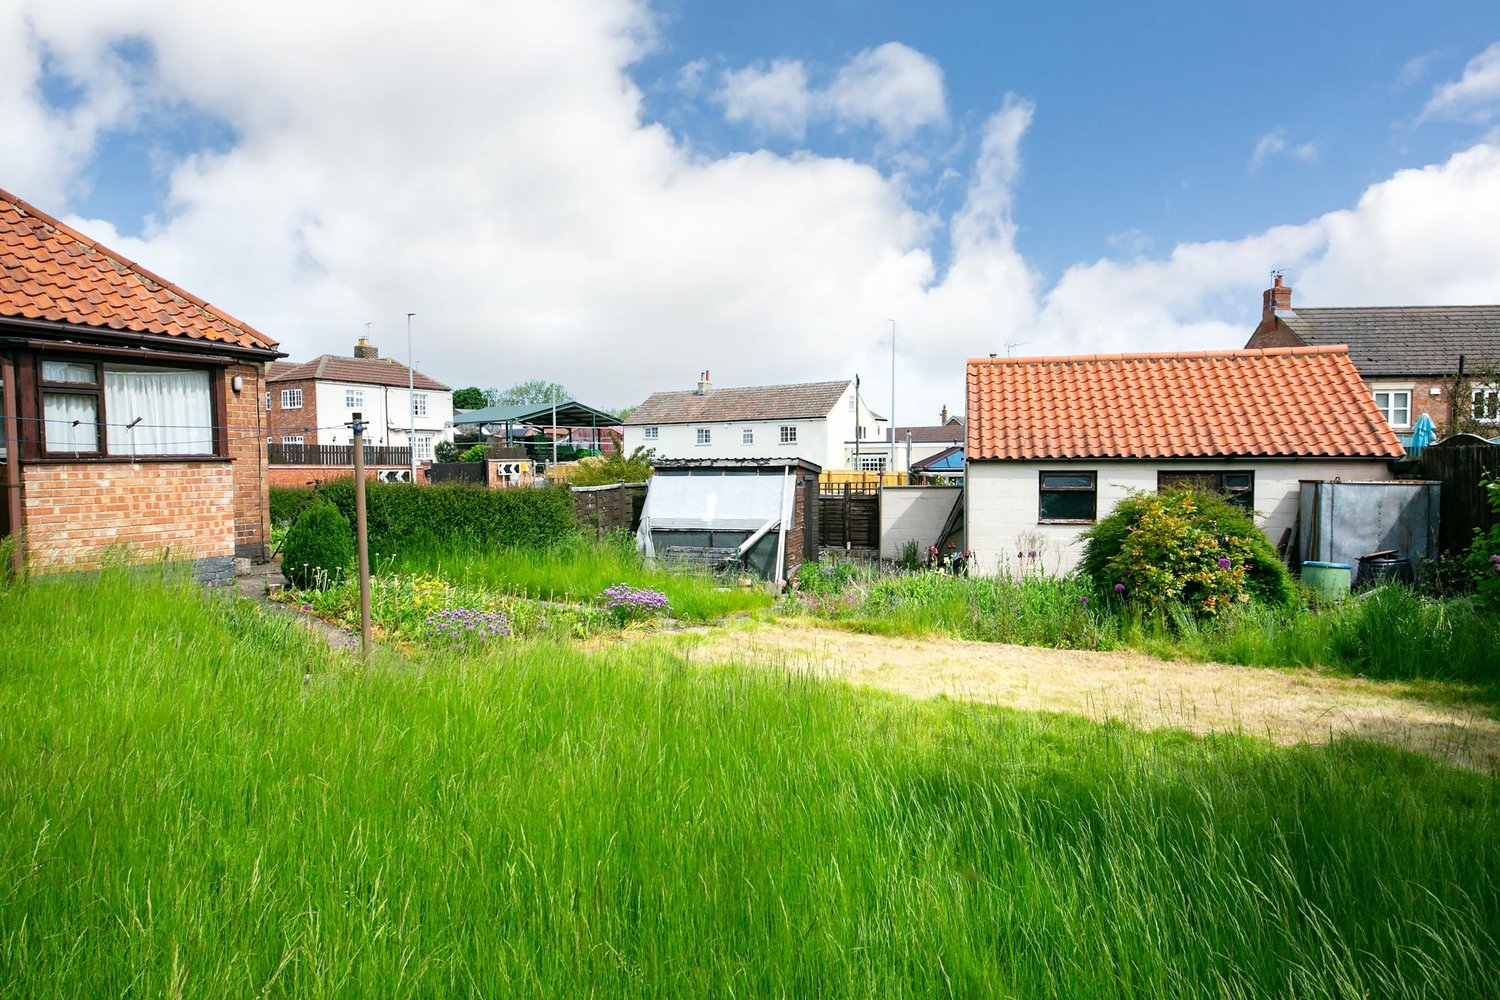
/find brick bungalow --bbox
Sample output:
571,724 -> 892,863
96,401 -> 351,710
1246,274 -> 1500,439
0,188 -> 283,580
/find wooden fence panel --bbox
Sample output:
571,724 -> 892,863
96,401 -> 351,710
817,486 -> 879,549
572,482 -> 649,537
269,443 -> 412,466
1415,442 -> 1500,553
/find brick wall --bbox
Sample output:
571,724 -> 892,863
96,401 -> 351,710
22,461 -> 235,572
266,377 -> 319,443
226,363 -> 271,561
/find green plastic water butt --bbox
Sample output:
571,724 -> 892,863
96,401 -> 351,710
1301,560 -> 1352,600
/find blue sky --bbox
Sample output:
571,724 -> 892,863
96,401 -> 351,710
7,0 -> 1500,417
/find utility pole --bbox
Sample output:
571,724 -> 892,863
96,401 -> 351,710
407,312 -> 416,483
551,383 -> 558,467
853,373 -> 861,471
888,319 -> 897,478
351,411 -> 371,659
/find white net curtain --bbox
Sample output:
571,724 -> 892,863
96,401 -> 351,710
103,366 -> 213,456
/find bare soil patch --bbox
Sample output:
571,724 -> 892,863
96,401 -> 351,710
659,620 -> 1500,772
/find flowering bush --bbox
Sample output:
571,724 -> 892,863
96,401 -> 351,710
597,583 -> 672,621
1465,474 -> 1500,608
1080,488 -> 1294,617
424,607 -> 512,645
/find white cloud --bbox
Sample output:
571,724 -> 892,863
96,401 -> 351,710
1422,41 -> 1500,123
824,42 -> 947,141
715,41 -> 946,145
5,0 -> 1500,427
716,59 -> 811,139
1249,128 -> 1318,172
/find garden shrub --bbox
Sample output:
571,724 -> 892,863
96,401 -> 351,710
569,446 -> 654,487
1464,474 -> 1500,608
269,485 -> 318,527
434,439 -> 462,463
316,481 -> 578,555
282,502 -> 355,590
1080,487 -> 1294,616
460,443 -> 488,463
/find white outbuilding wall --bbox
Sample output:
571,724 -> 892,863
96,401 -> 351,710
965,458 -> 1395,577
880,486 -> 963,559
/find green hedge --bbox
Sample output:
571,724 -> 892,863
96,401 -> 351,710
269,486 -> 320,527
315,481 -> 578,554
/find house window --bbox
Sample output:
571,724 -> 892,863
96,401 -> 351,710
848,394 -> 855,411
856,425 -> 866,440
1158,471 -> 1255,511
39,359 -> 216,457
1039,471 -> 1097,523
412,434 -> 433,461
859,455 -> 887,472
345,388 -> 364,409
643,426 -> 658,440
779,425 -> 797,444
743,428 -> 754,445
1474,385 -> 1500,423
281,388 -> 303,409
413,393 -> 428,418
282,435 -> 304,446
1372,389 -> 1411,428
264,391 -> 271,412
696,428 -> 711,445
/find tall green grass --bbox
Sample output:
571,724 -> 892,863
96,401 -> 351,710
385,533 -> 774,622
2,571 -> 1498,996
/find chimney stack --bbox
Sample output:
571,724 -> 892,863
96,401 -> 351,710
354,336 -> 379,360
1262,272 -> 1293,319
696,369 -> 712,395
940,404 -> 949,424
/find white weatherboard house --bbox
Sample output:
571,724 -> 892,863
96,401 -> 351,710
622,372 -> 888,471
964,346 -> 1405,577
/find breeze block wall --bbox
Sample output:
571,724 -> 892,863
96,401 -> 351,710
22,461 -> 236,580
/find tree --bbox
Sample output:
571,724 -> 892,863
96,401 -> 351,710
614,404 -> 639,421
569,446 -> 654,487
498,380 -> 570,406
452,386 -> 489,410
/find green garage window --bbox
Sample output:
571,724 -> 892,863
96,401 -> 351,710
1158,471 -> 1254,511
1039,471 -> 1097,523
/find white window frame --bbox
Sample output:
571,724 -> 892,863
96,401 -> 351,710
345,388 -> 364,409
412,393 -> 428,418
412,433 -> 434,461
1473,385 -> 1500,423
779,425 -> 797,444
281,435 -> 304,446
742,428 -> 754,445
264,391 -> 271,412
1372,388 -> 1411,428
858,455 -> 886,472
696,428 -> 711,445
643,426 -> 658,440
281,388 -> 303,410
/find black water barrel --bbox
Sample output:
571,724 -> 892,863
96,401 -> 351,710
1357,555 -> 1413,589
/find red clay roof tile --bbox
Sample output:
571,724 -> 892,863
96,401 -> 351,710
0,187 -> 277,352
966,346 -> 1403,461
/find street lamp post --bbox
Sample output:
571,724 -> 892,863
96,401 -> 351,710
407,312 -> 416,482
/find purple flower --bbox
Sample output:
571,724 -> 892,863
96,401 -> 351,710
299,604 -> 314,612
1114,583 -> 1126,594
1217,557 -> 1233,570
1079,596 -> 1088,605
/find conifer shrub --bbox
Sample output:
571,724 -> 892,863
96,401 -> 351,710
281,502 -> 355,590
1080,487 -> 1294,616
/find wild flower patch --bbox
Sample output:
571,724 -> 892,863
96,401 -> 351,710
425,607 -> 513,645
597,583 -> 672,622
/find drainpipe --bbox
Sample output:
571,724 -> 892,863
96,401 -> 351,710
1,354 -> 23,576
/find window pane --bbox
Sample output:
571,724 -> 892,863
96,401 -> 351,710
1222,473 -> 1252,489
43,393 -> 99,452
1041,473 -> 1094,490
743,429 -> 754,444
1040,489 -> 1095,521
104,366 -> 213,456
42,360 -> 96,384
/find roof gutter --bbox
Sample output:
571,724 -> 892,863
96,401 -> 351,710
0,315 -> 284,362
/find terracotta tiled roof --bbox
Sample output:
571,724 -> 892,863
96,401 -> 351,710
967,346 -> 1403,461
1278,306 -> 1500,376
0,187 -> 277,351
625,380 -> 851,425
268,354 -> 449,392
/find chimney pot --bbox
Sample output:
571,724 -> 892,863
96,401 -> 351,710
696,369 -> 712,395
354,337 -> 379,360
1262,273 -> 1293,318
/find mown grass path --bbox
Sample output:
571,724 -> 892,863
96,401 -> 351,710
662,619 -> 1500,772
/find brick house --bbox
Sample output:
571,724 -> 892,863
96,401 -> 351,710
265,339 -> 453,475
1245,275 -> 1500,440
964,347 -> 1403,576
0,188 -> 283,580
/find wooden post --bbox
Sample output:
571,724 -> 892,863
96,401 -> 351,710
842,481 -> 851,550
352,412 -> 372,658
1,356 -> 22,577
